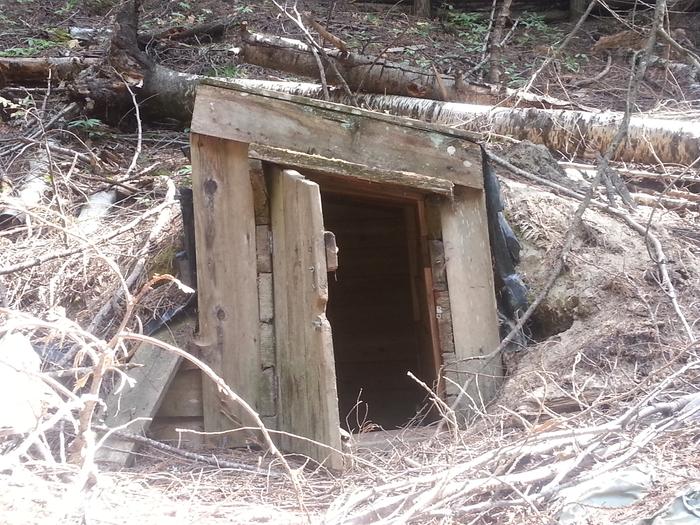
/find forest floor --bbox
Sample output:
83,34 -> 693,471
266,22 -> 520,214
1,1 -> 699,524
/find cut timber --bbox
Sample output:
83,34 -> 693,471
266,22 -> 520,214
97,319 -> 185,467
269,166 -> 343,471
190,133 -> 261,445
249,145 -> 454,196
191,81 -> 483,189
440,187 -> 501,421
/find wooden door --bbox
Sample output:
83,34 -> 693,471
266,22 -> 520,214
269,167 -> 344,471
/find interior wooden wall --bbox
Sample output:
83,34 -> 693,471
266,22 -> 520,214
322,193 -> 432,430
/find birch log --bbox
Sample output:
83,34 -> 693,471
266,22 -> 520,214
240,29 -> 586,110
224,81 -> 700,167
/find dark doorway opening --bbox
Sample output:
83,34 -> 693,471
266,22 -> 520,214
322,191 -> 438,432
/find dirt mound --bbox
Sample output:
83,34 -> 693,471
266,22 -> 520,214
494,178 -> 699,427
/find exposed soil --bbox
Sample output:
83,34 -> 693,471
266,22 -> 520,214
1,1 -> 699,524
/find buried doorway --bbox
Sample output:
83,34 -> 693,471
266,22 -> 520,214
321,191 -> 439,432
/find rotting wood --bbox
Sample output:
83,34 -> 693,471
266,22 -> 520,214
191,81 -> 483,189
97,320 -> 184,467
149,417 -> 204,449
440,187 -> 501,421
190,133 -> 261,445
269,166 -> 344,471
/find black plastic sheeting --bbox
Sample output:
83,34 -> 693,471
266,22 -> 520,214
481,147 -> 529,343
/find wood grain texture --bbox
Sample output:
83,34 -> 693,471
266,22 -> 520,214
269,166 -> 343,471
440,187 -> 501,421
250,144 -> 454,196
97,320 -> 184,467
190,133 -> 261,445
157,368 -> 203,418
192,83 -> 482,189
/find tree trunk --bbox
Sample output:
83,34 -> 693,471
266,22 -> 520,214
414,0 -> 431,17
487,0 -> 513,84
240,29 -> 586,109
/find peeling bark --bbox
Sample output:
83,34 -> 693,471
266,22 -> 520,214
240,29 -> 588,110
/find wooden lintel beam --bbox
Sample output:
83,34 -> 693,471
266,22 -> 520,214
191,82 -> 482,189
250,144 -> 454,197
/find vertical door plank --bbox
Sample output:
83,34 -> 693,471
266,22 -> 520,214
190,133 -> 261,444
440,187 -> 502,420
269,166 -> 343,471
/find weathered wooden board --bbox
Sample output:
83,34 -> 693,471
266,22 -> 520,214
97,320 -> 184,467
190,133 -> 261,445
250,145 -> 454,196
192,82 -> 482,189
157,368 -> 203,418
269,166 -> 344,471
440,187 -> 501,419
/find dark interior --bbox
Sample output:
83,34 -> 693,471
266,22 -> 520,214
322,191 -> 435,431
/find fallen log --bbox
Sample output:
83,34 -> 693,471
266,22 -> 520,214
240,28 -> 587,110
6,57 -> 697,167
5,1 -> 698,167
0,57 -> 100,86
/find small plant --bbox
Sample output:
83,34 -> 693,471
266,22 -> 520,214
235,5 -> 253,15
562,53 -> 588,73
68,118 -> 102,130
444,10 -> 488,52
58,0 -> 78,15
505,64 -> 525,88
411,21 -> 433,38
209,65 -> 244,79
176,165 -> 192,177
0,38 -> 58,57
518,12 -> 561,45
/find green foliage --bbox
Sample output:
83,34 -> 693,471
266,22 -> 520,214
365,13 -> 380,26
58,0 -> 78,15
443,7 -> 489,52
411,21 -> 434,38
0,38 -> 58,57
209,65 -> 244,79
562,53 -> 588,73
68,118 -> 102,130
235,5 -> 254,14
504,64 -> 526,88
518,13 -> 561,44
176,165 -> 192,177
